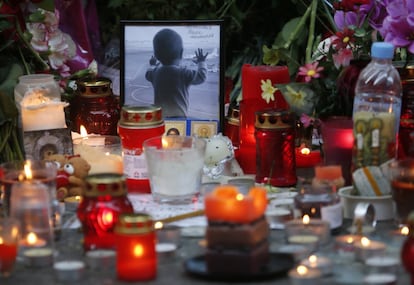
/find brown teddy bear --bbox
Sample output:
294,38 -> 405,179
45,154 -> 91,201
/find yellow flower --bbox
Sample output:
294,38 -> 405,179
276,82 -> 315,115
260,79 -> 278,104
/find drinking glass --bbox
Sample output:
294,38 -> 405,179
143,135 -> 206,204
0,217 -> 20,278
389,158 -> 414,226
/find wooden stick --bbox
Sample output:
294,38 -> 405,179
156,209 -> 205,225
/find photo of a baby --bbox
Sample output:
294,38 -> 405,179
121,21 -> 223,124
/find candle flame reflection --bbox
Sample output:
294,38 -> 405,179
161,137 -> 169,148
133,244 -> 144,257
0,237 -> 3,244
346,237 -> 354,244
302,215 -> 310,225
24,161 -> 33,180
297,265 -> 308,275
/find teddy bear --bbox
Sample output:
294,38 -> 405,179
45,154 -> 91,201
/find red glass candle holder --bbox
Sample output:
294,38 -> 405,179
255,110 -> 297,187
115,213 -> 157,281
71,77 -> 120,136
239,64 -> 290,174
118,105 -> 165,193
77,174 -> 134,251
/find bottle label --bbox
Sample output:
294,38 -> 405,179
321,202 -> 343,229
123,149 -> 148,180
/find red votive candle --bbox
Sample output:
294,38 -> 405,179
115,213 -> 157,281
239,64 -> 290,174
118,105 -> 165,193
0,243 -> 18,275
77,174 -> 134,251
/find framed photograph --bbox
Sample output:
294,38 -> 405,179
120,20 -> 224,136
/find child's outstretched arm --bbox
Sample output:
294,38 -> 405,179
193,48 -> 208,63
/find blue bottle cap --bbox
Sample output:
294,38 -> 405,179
371,42 -> 395,59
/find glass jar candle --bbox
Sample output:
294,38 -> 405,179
114,213 -> 157,281
224,104 -> 240,152
77,173 -> 134,251
294,184 -> 343,232
255,109 -> 297,187
117,105 -> 165,193
71,77 -> 120,136
14,74 -> 68,132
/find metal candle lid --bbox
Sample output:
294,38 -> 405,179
119,105 -> 164,128
255,109 -> 295,129
83,173 -> 127,197
115,213 -> 154,235
76,77 -> 113,98
226,105 -> 240,126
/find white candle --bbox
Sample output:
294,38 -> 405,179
365,256 -> 400,274
54,260 -> 85,282
335,234 -> 362,257
85,249 -> 116,270
354,237 -> 386,261
288,265 -> 322,285
64,196 -> 82,212
300,255 -> 333,276
285,215 -> 330,245
20,232 -> 46,247
363,273 -> 397,285
73,136 -> 123,175
24,247 -> 54,267
20,90 -> 68,132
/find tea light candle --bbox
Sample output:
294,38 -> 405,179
300,255 -> 333,276
156,243 -> 177,258
390,225 -> 409,250
64,195 -> 82,212
295,147 -> 322,168
354,237 -> 386,262
73,135 -> 123,175
363,273 -> 397,285
54,260 -> 85,282
335,234 -> 362,255
365,256 -> 400,274
288,265 -> 322,285
285,215 -> 330,245
85,249 -> 116,270
20,232 -> 46,247
24,247 -> 54,267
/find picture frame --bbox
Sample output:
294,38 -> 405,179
120,20 -> 224,136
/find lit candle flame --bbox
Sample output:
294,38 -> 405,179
102,211 -> 113,225
297,265 -> 308,276
236,193 -> 244,201
302,214 -> 310,225
80,125 -> 88,137
361,237 -> 371,247
0,237 -> 3,244
133,244 -> 144,257
346,237 -> 354,244
154,221 -> 163,230
24,161 -> 33,180
300,147 -> 311,155
161,137 -> 169,148
401,226 -> 409,236
308,255 -> 317,264
26,232 -> 38,245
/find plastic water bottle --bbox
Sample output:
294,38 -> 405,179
352,42 -> 402,196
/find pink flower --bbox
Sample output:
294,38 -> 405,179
298,62 -> 324,83
332,48 -> 353,68
300,114 -> 315,128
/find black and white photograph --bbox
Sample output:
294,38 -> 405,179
120,20 -> 224,133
